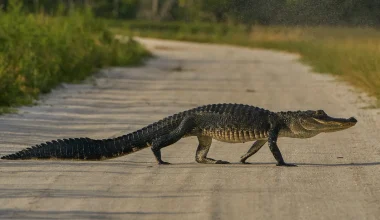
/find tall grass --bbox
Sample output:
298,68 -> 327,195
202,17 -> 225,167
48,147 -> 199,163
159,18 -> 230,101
0,4 -> 150,113
111,21 -> 380,105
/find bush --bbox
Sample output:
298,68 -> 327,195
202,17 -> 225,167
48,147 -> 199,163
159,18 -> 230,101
0,2 -> 151,110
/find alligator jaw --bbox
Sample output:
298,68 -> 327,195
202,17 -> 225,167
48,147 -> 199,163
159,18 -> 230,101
313,116 -> 357,132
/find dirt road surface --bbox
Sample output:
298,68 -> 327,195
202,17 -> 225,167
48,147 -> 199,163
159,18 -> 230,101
1,38 -> 380,220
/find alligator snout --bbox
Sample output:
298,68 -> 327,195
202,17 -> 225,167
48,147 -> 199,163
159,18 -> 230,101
348,117 -> 357,123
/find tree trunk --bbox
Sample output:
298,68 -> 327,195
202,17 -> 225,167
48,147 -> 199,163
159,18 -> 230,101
0,0 -> 7,11
113,0 -> 119,18
159,0 -> 176,20
34,0 -> 39,12
152,0 -> 159,20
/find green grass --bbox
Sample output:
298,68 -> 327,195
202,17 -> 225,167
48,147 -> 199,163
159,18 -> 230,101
110,21 -> 380,106
0,6 -> 151,113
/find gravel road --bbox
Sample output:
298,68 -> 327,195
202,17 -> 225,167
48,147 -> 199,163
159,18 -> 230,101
1,38 -> 380,220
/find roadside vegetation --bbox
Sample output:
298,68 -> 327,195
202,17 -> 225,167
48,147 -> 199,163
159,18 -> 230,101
0,3 -> 151,114
2,0 -> 379,110
111,21 -> 380,105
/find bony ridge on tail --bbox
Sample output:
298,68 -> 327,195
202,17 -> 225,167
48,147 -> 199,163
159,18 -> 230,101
1,103 -> 357,166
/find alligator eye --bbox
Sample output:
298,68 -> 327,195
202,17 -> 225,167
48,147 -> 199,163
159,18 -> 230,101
316,110 -> 325,116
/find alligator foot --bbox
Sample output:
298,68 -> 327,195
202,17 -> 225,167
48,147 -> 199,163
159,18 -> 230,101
196,158 -> 230,164
276,162 -> 297,167
215,160 -> 230,164
240,158 -> 251,164
158,161 -> 171,165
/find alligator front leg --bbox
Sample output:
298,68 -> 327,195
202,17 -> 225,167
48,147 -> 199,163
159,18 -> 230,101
240,140 -> 267,164
268,128 -> 297,167
195,136 -> 229,164
151,116 -> 195,165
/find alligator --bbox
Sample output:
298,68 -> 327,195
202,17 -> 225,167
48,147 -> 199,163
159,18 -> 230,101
1,103 -> 357,166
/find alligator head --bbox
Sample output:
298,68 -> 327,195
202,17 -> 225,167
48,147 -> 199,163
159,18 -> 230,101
278,110 -> 357,138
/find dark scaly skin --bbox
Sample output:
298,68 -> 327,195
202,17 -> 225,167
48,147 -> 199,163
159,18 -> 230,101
1,103 -> 357,166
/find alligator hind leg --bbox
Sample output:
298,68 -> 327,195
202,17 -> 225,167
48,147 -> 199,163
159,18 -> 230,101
151,116 -> 195,165
240,140 -> 267,164
195,136 -> 230,164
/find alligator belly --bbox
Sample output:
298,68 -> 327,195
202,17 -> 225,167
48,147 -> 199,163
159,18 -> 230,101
202,128 -> 268,143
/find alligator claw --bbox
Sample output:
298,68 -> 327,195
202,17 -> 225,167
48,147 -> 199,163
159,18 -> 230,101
158,161 -> 171,165
215,160 -> 230,164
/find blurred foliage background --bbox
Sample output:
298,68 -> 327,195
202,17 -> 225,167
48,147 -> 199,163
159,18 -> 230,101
1,0 -> 380,110
2,0 -> 379,26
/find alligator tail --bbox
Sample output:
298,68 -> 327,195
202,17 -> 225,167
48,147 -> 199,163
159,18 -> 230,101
1,108 -> 188,161
1,135 -> 148,160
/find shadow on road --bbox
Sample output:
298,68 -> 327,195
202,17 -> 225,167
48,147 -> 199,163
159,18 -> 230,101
156,161 -> 380,167
0,209 -> 195,220
2,160 -> 380,168
295,162 -> 380,167
0,188 -> 202,199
